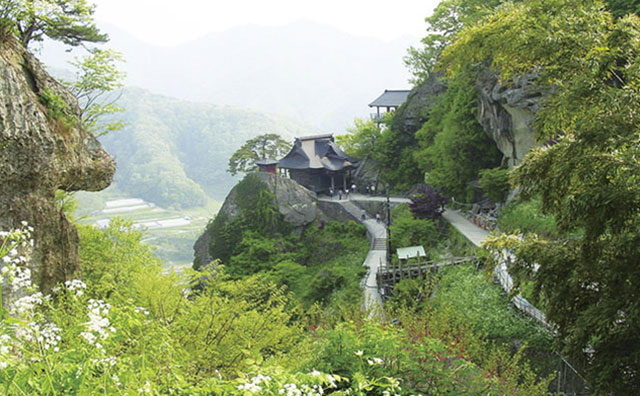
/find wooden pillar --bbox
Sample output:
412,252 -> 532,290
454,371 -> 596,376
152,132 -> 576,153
343,174 -> 347,191
331,175 -> 335,191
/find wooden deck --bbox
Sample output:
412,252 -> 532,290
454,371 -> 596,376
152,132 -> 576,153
376,256 -> 475,299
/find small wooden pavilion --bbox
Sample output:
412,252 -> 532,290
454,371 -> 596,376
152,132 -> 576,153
278,134 -> 358,193
369,89 -> 411,123
255,158 -> 278,174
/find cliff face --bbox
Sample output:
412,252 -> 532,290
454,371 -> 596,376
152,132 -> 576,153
476,71 -> 542,166
193,172 -> 321,268
390,73 -> 447,136
0,37 -> 116,292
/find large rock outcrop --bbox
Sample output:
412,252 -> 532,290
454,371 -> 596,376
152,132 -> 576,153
476,70 -> 542,166
193,173 -> 322,267
390,73 -> 447,136
0,37 -> 116,292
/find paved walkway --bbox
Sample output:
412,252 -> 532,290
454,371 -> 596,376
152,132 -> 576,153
318,193 -> 410,205
443,209 -> 551,329
442,210 -> 489,247
319,197 -> 389,316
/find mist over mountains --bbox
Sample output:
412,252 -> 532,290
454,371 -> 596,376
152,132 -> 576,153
39,20 -> 416,131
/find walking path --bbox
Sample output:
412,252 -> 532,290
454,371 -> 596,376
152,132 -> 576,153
318,195 -> 403,316
443,209 -> 551,329
319,195 -> 549,328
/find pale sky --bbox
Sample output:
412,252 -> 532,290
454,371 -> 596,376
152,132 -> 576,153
92,0 -> 441,46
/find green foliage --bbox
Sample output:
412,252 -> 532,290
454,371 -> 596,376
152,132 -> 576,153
389,205 -> 443,254
372,124 -> 425,191
38,87 -> 74,128
306,318 -> 551,395
442,1 -> 640,391
478,167 -> 511,203
497,196 -> 559,238
335,118 -> 381,159
227,133 -> 291,176
0,0 -> 107,48
78,218 -> 161,300
431,265 -> 552,351
404,0 -> 506,83
65,48 -> 126,137
1,212 -> 555,395
606,0 -> 640,17
416,68 -> 502,200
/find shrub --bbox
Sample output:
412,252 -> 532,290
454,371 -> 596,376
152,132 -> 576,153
498,196 -> 558,237
479,167 -> 511,203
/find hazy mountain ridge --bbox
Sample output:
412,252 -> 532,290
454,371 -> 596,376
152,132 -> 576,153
40,20 -> 415,131
100,87 -> 309,206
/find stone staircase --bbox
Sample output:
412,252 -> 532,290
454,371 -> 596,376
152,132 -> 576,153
372,238 -> 386,251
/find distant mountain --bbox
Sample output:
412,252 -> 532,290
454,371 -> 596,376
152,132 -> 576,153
99,87 -> 309,207
39,20 -> 415,131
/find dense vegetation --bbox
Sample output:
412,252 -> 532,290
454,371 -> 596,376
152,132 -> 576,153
438,0 -> 640,393
3,0 -> 640,394
1,214 -> 555,395
197,174 -> 369,307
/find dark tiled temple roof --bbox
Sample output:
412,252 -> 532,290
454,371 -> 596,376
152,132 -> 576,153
278,134 -> 358,171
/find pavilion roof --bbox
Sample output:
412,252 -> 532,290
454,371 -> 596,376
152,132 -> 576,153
368,90 -> 411,108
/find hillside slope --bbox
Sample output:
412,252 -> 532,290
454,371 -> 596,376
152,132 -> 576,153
100,87 -> 309,207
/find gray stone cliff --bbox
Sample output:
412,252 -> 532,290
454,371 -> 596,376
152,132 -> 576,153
476,70 -> 542,166
0,36 -> 116,292
193,173 -> 322,267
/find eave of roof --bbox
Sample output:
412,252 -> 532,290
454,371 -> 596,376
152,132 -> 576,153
368,89 -> 411,107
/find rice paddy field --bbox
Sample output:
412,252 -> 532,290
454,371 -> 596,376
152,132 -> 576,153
74,187 -> 221,268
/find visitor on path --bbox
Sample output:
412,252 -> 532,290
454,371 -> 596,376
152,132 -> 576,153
338,189 -> 343,200
361,209 -> 366,221
329,188 -> 334,199
351,183 -> 357,194
345,188 -> 350,199
376,213 -> 381,223
365,185 -> 371,195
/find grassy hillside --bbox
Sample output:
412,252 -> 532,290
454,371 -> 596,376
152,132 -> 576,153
100,87 -> 310,206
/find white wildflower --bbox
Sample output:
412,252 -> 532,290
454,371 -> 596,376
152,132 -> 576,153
355,350 -> 363,357
10,292 -> 43,315
64,279 -> 86,296
96,356 -> 117,367
137,381 -> 152,393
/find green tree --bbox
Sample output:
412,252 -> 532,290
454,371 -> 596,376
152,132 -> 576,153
404,0 -> 506,83
335,118 -> 381,159
478,167 -> 511,204
0,0 -> 107,47
227,133 -> 290,176
65,48 -> 126,137
415,68 -> 502,200
442,0 -> 640,391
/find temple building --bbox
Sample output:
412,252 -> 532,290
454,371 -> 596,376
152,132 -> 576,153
255,158 -> 278,174
278,134 -> 358,193
369,89 -> 411,124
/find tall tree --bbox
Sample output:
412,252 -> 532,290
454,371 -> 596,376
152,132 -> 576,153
335,118 -> 381,160
64,48 -> 126,137
0,0 -> 106,47
441,0 -> 640,392
227,133 -> 290,176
